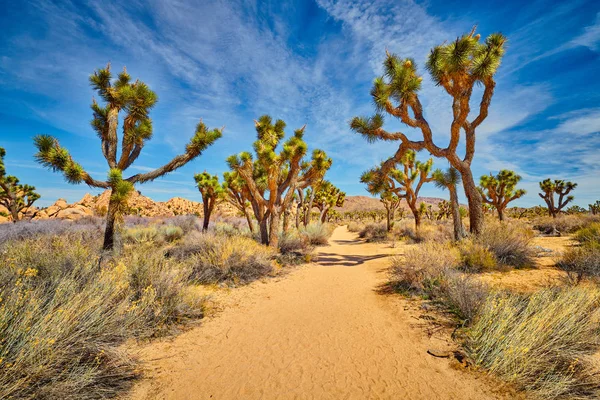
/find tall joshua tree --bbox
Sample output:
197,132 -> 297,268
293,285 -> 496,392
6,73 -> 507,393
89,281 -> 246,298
433,167 -> 465,240
34,64 -> 222,250
0,147 -> 40,222
362,150 -> 433,231
479,169 -> 526,221
223,171 -> 254,232
313,180 -> 346,223
227,115 -> 331,248
538,179 -> 577,218
351,28 -> 507,235
195,172 -> 223,232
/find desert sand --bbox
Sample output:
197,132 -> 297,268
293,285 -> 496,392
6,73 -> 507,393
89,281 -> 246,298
128,226 -> 503,400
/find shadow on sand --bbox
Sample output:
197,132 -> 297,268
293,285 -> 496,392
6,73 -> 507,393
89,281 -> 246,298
316,252 -> 391,267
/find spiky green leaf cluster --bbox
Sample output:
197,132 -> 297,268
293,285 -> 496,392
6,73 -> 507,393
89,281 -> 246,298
433,167 -> 461,190
195,171 -> 224,198
426,30 -> 506,85
186,121 -> 223,157
33,135 -> 86,184
349,115 -> 385,143
107,169 -> 133,206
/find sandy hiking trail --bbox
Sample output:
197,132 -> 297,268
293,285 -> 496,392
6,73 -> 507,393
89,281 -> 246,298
128,226 -> 502,400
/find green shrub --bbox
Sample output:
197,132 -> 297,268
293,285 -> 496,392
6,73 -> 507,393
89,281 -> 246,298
477,221 -> 535,268
0,232 -> 205,399
300,223 -> 333,245
122,225 -> 183,245
171,232 -> 275,285
556,243 -> 600,283
359,222 -> 388,242
574,223 -> 600,244
465,287 -> 600,399
438,271 -> 489,324
390,242 -> 458,292
347,221 -> 364,232
458,240 -> 498,272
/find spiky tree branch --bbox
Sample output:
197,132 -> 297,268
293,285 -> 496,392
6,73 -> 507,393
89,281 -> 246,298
350,28 -> 507,235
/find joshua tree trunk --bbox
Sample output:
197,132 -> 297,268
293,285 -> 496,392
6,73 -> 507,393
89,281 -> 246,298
461,170 -> 484,235
202,199 -> 212,232
9,205 -> 19,223
319,207 -> 328,223
244,209 -> 254,233
304,190 -> 315,227
386,208 -> 395,232
282,208 -> 291,233
498,208 -> 505,222
103,193 -> 119,251
295,203 -> 301,229
448,186 -> 466,241
408,204 -> 421,232
268,211 -> 280,248
259,217 -> 269,245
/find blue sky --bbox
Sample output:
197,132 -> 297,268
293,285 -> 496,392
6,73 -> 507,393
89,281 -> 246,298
0,0 -> 599,207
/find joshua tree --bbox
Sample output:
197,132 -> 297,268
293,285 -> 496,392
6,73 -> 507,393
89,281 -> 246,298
478,169 -> 526,221
379,191 -> 402,231
0,147 -> 40,222
313,181 -> 345,223
351,28 -> 507,235
538,179 -> 577,218
436,200 -> 451,220
34,64 -> 222,250
222,171 -> 254,232
227,115 -> 331,247
362,150 -> 433,231
588,201 -> 600,215
194,172 -> 223,232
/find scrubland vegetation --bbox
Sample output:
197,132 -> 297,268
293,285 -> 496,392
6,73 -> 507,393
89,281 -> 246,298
0,216 -> 332,398
376,212 -> 600,399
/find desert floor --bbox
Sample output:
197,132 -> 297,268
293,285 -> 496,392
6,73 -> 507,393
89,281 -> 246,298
126,226 -> 512,400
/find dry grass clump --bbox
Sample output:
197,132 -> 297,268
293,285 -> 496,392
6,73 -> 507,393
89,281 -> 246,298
465,287 -> 600,399
392,220 -> 453,243
556,243 -> 600,284
390,242 -> 458,292
0,218 -> 104,246
347,221 -> 364,233
300,223 -> 333,245
122,225 -> 184,245
171,231 -> 275,285
359,222 -> 388,242
278,232 -> 313,264
533,214 -> 600,235
438,271 -> 489,324
0,233 -> 203,399
458,240 -> 498,272
476,221 -> 535,269
573,223 -> 600,244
